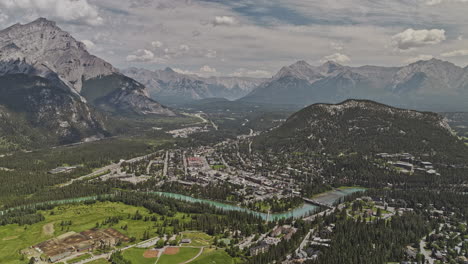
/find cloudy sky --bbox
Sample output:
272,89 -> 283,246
1,0 -> 468,77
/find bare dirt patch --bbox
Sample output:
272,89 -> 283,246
163,247 -> 180,255
143,249 -> 159,258
42,223 -> 54,236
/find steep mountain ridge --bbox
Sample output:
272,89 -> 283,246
241,59 -> 468,112
0,18 -> 174,116
0,18 -> 115,93
122,67 -> 265,104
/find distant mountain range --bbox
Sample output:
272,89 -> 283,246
240,60 -> 468,112
0,18 -> 174,148
122,67 -> 265,105
253,99 -> 468,161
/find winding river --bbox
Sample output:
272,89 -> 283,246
152,187 -> 365,221
0,188 -> 365,220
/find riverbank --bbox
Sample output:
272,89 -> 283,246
153,187 -> 365,221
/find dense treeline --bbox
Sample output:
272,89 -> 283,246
110,251 -> 131,264
0,139 -> 157,206
104,192 -> 269,235
159,182 -> 242,203
365,189 -> 468,221
308,212 -> 435,264
3,182 -> 112,208
0,208 -> 45,226
244,196 -> 304,213
302,181 -> 333,198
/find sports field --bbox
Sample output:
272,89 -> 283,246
190,248 -> 240,264
123,247 -> 157,264
86,259 -> 110,264
157,247 -> 201,264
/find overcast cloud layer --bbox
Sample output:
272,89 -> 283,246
1,0 -> 468,77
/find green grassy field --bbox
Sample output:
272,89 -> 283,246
122,248 -> 156,264
67,253 -> 92,263
211,165 -> 226,170
157,247 -> 201,264
180,231 -> 213,247
0,201 -> 191,264
86,259 -> 109,264
190,248 -> 238,264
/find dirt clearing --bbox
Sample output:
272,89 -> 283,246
42,223 -> 54,236
143,249 -> 159,258
163,247 -> 180,255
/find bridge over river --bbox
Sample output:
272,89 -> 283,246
302,198 -> 334,209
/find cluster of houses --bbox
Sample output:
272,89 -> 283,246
250,225 -> 297,256
186,157 -> 205,168
426,223 -> 468,263
376,153 -> 439,175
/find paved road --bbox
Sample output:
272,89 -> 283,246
146,160 -> 154,175
60,151 -> 160,187
183,151 -> 188,176
180,247 -> 204,264
420,229 -> 437,264
295,229 -> 314,255
75,236 -> 163,264
59,163 -> 120,187
237,235 -> 255,250
163,151 -> 169,177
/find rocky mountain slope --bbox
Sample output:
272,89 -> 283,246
241,59 -> 468,112
0,18 -> 176,150
0,18 -> 174,116
0,74 -> 108,151
122,67 -> 265,104
253,100 -> 468,161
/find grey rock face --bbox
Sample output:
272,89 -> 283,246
0,18 -> 174,116
241,59 -> 468,111
122,67 -> 266,104
0,74 -> 108,147
0,18 -> 115,93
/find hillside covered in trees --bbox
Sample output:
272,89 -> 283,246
253,99 -> 468,162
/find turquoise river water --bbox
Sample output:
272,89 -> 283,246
152,188 -> 365,221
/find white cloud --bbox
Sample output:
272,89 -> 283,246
151,41 -> 163,48
205,49 -> 217,58
425,0 -> 468,5
0,0 -> 103,25
173,65 -> 218,77
212,16 -> 237,26
441,49 -> 468,57
0,12 -> 8,23
126,49 -> 155,62
179,44 -> 190,52
330,42 -> 344,51
392,28 -> 446,50
229,68 -> 272,78
81,39 -> 95,50
8,0 -> 463,74
404,54 -> 434,64
320,53 -> 351,64
199,65 -> 217,74
172,68 -> 196,75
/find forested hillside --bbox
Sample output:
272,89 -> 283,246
253,100 -> 468,162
